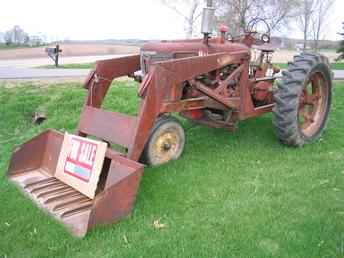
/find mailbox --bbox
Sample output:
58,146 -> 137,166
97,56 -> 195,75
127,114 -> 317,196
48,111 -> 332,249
45,44 -> 62,67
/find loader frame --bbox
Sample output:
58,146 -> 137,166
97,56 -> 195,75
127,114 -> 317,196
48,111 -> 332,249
82,53 -> 275,162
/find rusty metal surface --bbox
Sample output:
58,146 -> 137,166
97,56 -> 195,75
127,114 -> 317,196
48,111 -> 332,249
89,157 -> 143,228
299,71 -> 329,137
78,34 -> 278,161
78,106 -> 137,148
142,39 -> 249,56
84,55 -> 140,108
194,81 -> 240,109
8,130 -> 143,237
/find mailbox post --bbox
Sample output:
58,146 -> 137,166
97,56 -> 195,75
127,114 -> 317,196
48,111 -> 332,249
45,44 -> 62,67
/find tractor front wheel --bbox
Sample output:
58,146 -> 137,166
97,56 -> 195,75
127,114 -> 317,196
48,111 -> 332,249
273,53 -> 332,146
141,116 -> 185,166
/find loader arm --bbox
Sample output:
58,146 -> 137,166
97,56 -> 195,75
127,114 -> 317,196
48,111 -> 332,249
82,52 -> 249,161
129,51 -> 250,160
83,54 -> 141,108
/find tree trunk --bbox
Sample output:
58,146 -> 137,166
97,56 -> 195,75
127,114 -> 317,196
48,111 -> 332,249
185,0 -> 199,38
303,0 -> 310,51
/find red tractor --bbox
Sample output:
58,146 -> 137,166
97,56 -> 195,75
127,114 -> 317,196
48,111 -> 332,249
133,8 -> 332,165
7,0 -> 332,236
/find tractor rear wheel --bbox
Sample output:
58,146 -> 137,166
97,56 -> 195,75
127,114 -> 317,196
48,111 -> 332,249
141,116 -> 185,166
273,53 -> 332,146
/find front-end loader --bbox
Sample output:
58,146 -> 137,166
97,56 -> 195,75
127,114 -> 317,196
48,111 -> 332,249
7,0 -> 333,237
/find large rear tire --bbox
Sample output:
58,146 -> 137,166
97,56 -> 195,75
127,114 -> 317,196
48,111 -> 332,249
273,53 -> 332,146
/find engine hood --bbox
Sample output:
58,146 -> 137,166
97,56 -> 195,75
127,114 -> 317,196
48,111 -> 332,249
139,38 -> 250,75
141,38 -> 250,55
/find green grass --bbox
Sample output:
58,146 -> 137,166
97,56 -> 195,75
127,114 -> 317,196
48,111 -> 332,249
39,63 -> 95,69
274,63 -> 344,70
1,81 -> 344,258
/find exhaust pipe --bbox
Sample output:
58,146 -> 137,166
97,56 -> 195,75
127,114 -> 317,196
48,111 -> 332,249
201,0 -> 215,43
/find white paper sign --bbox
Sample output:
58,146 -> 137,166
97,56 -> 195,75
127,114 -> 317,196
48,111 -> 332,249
55,133 -> 107,199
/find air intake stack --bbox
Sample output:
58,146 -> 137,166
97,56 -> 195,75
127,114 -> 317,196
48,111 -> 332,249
201,0 -> 215,44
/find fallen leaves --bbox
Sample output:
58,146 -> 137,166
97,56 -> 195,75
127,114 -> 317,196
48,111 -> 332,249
123,234 -> 129,244
318,240 -> 325,247
29,228 -> 38,237
153,218 -> 166,230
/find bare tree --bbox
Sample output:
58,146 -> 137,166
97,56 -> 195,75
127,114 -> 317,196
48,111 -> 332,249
297,0 -> 315,50
310,0 -> 334,51
161,0 -> 299,40
337,22 -> 344,61
161,0 -> 203,38
257,0 -> 300,32
4,25 -> 29,45
298,0 -> 314,50
297,0 -> 334,51
214,0 -> 299,36
4,31 -> 13,45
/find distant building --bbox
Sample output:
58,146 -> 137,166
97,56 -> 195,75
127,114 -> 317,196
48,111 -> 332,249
28,35 -> 44,46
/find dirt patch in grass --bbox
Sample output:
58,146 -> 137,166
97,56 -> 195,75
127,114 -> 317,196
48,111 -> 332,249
0,43 -> 139,60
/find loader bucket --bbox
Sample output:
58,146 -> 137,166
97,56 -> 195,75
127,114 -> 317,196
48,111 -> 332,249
7,129 -> 144,237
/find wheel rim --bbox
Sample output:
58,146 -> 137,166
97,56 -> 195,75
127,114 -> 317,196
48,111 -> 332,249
151,128 -> 181,164
298,71 -> 329,138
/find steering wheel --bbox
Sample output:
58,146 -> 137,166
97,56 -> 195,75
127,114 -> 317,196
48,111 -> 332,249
245,18 -> 271,44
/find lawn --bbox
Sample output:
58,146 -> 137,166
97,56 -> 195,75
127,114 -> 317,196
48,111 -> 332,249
39,63 -> 95,69
1,80 -> 344,258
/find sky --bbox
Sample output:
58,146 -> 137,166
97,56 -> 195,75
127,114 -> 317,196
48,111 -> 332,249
0,0 -> 343,41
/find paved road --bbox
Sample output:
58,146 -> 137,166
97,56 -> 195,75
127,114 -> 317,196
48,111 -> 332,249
333,70 -> 344,80
0,55 -> 122,68
0,67 -> 91,80
0,54 -> 132,80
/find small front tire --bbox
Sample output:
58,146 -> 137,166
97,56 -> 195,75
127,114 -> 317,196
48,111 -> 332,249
141,116 -> 185,166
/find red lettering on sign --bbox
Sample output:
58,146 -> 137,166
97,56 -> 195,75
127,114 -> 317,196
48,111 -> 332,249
63,137 -> 98,182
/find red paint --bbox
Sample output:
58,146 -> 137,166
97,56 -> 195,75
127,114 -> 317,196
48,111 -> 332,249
219,25 -> 229,33
188,110 -> 204,120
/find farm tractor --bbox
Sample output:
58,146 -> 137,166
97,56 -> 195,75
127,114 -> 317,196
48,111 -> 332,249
7,0 -> 332,237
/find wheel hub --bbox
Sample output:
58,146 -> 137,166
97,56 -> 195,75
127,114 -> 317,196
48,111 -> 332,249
298,72 -> 328,137
153,131 -> 179,163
